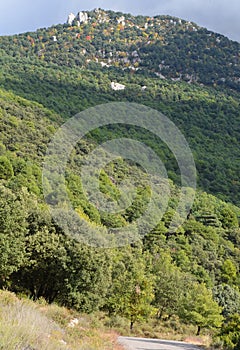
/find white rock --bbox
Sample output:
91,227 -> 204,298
132,50 -> 139,57
117,16 -> 125,26
100,62 -> 111,68
155,72 -> 166,79
96,10 -> 109,23
52,36 -> 57,42
68,318 -> 79,328
111,82 -> 126,91
77,11 -> 89,24
133,57 -> 141,63
67,13 -> 75,26
122,57 -> 130,64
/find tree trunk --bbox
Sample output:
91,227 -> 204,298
196,325 -> 201,336
130,321 -> 134,331
157,308 -> 163,320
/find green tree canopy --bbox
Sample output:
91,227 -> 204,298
179,282 -> 223,335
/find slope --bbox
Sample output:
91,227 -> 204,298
0,87 -> 239,347
0,43 -> 240,204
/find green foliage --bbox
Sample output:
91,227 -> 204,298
0,186 -> 27,284
1,16 -> 240,204
0,11 -> 239,339
151,250 -> 188,319
179,282 -> 223,335
221,259 -> 237,285
213,284 -> 240,319
218,206 -> 239,229
0,156 -> 13,180
106,246 -> 155,329
99,170 -> 121,201
0,87 -> 238,336
1,10 -> 240,91
218,314 -> 240,350
11,206 -> 112,312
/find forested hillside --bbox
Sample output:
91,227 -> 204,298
0,10 -> 240,204
0,87 -> 239,348
0,8 -> 239,350
1,9 -> 240,90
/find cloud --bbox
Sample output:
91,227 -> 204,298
0,0 -> 239,41
63,0 -> 240,41
0,0 -> 63,35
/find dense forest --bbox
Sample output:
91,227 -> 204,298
0,8 -> 239,350
1,11 -> 240,205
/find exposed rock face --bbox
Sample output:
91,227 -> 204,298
67,11 -> 88,26
117,16 -> 125,26
111,82 -> 126,91
67,13 -> 75,26
94,8 -> 109,23
77,11 -> 89,24
68,318 -> 79,328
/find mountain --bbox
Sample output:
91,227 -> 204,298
0,9 -> 240,204
1,8 -> 240,90
0,10 -> 239,347
0,85 -> 239,345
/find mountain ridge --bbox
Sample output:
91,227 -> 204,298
0,8 -> 240,205
0,10 -> 239,348
1,8 -> 240,91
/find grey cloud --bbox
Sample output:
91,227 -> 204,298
74,0 -> 240,41
0,0 -> 239,41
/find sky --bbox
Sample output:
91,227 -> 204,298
0,0 -> 239,42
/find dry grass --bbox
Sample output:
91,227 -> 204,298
0,290 -> 211,349
103,314 -> 212,348
0,291 -> 66,350
0,291 -> 124,350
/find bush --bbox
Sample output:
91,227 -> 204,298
217,314 -> 240,350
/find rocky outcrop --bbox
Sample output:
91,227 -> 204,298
67,13 -> 75,26
117,16 -> 125,26
67,11 -> 88,26
76,11 -> 89,24
111,82 -> 126,91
